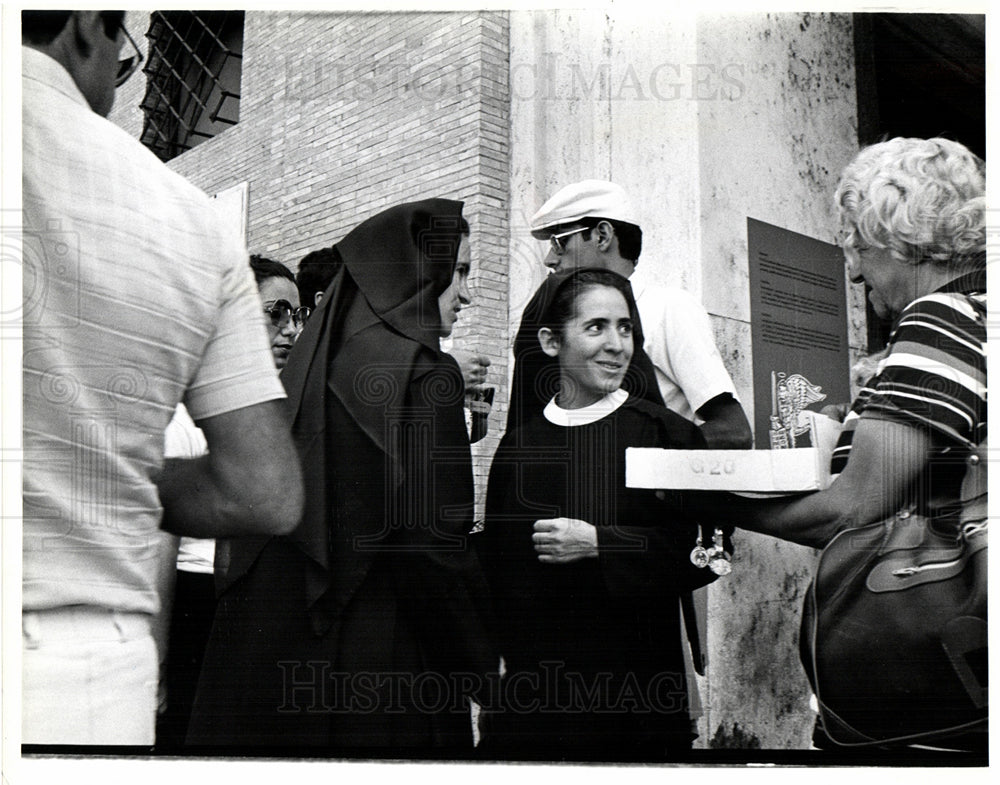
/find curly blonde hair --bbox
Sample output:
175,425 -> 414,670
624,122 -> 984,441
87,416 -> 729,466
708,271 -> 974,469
835,137 -> 985,268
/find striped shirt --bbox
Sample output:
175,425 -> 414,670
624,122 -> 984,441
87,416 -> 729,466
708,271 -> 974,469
22,48 -> 285,615
830,268 -> 986,476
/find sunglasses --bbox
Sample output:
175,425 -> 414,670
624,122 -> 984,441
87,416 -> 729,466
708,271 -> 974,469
264,300 -> 311,330
548,226 -> 589,255
115,23 -> 144,87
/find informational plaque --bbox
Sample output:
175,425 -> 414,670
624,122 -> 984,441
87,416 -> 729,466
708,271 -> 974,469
747,218 -> 851,450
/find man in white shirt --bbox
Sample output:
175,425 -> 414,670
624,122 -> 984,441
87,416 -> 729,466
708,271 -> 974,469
516,179 -> 752,448
21,10 -> 303,746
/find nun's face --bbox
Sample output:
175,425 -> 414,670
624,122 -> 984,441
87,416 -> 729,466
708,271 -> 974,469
438,235 -> 471,338
547,284 -> 634,409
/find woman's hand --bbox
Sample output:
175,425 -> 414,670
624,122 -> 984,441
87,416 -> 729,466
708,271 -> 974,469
819,402 -> 851,423
532,518 -> 598,563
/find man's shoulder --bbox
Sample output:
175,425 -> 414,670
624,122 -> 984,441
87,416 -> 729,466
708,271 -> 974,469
100,125 -> 209,205
634,280 -> 704,308
632,281 -> 714,336
25,75 -> 212,213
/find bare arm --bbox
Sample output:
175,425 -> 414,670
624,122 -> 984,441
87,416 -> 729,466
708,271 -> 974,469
695,393 -> 753,449
158,399 -> 304,538
734,416 -> 933,549
152,531 -> 179,714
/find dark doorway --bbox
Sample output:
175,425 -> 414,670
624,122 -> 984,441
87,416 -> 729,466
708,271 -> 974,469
852,13 -> 985,349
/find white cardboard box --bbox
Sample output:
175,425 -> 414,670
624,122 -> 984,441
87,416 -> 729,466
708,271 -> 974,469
626,446 -> 830,492
626,411 -> 841,493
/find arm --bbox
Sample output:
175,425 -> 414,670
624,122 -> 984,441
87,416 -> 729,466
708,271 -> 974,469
695,393 -> 753,449
158,399 -> 304,538
819,402 -> 851,422
152,531 -> 180,714
589,409 -> 723,596
734,415 -> 934,548
598,506 -> 727,596
530,514 -> 721,597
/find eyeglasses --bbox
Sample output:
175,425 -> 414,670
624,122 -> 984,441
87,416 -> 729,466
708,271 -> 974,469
548,226 -> 589,255
264,299 -> 311,330
115,24 -> 144,87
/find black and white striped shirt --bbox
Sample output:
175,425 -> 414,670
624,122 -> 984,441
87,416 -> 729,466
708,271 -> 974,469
831,267 -> 986,476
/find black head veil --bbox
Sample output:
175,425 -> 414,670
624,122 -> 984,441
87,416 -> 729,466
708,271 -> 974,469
224,200 -> 469,624
507,266 -> 665,432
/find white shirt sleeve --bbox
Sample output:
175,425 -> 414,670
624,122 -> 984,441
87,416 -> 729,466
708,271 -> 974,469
164,403 -> 208,459
635,285 -> 739,422
183,233 -> 286,421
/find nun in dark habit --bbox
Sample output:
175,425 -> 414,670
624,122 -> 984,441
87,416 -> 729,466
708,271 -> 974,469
187,199 -> 496,754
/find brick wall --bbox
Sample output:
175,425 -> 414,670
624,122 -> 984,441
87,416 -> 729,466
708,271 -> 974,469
110,10 -> 511,510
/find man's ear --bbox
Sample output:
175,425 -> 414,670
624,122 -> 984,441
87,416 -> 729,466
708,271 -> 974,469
595,220 -> 615,251
538,327 -> 561,358
314,291 -> 324,307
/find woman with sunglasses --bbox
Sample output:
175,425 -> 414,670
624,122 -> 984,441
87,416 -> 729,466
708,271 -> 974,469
250,255 -> 310,369
156,254 -> 306,750
187,199 -> 495,753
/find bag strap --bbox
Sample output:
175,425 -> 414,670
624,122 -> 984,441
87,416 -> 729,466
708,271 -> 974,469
960,436 -> 987,526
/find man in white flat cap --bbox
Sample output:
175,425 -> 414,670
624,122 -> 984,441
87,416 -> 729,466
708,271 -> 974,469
508,179 -> 752,448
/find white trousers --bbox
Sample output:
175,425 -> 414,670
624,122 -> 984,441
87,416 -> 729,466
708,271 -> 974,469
22,606 -> 158,745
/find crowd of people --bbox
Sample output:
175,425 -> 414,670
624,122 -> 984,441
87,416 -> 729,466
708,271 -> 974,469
20,10 -> 986,762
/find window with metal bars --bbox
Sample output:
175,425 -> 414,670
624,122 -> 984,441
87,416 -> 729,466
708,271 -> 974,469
140,11 -> 244,162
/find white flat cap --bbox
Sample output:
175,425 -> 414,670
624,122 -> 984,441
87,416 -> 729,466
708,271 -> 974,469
529,179 -> 640,238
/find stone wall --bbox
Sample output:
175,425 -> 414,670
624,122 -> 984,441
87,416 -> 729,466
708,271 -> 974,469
695,12 -> 865,750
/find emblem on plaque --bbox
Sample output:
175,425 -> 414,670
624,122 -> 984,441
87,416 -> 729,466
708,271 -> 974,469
768,371 -> 827,449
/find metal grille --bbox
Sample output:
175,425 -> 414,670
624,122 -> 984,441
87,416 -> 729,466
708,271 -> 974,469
139,11 -> 244,162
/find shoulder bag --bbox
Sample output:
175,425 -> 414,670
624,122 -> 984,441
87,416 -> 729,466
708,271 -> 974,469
799,437 -> 987,747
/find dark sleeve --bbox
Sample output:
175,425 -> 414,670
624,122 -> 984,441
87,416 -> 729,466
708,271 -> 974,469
476,437 -> 510,591
476,434 -> 540,603
597,405 -> 731,598
390,354 -> 497,678
598,502 -> 728,598
475,434 -> 547,655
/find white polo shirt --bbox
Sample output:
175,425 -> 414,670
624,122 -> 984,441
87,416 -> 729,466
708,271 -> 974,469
630,278 -> 739,422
